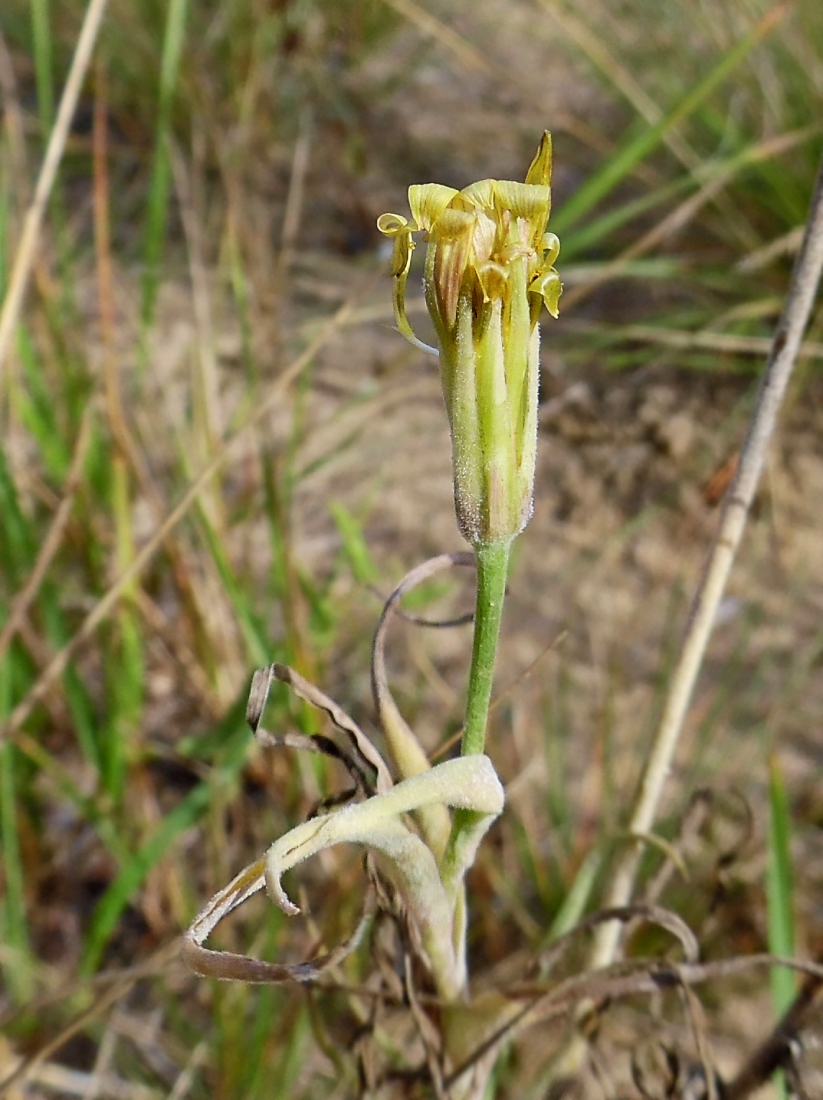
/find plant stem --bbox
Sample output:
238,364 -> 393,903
589,149 -> 823,972
441,539 -> 511,992
461,539 -> 511,758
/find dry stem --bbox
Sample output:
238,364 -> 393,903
0,0 -> 112,380
591,151 -> 823,970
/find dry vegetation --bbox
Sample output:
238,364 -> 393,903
1,0 -> 823,1097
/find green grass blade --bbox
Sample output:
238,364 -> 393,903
81,780 -> 212,975
30,0 -> 55,137
195,501 -> 271,666
329,501 -> 379,586
15,327 -> 71,478
546,849 -> 602,944
0,448 -> 35,581
0,732 -> 32,1001
140,0 -> 190,329
250,994 -> 311,1098
553,8 -> 786,235
561,174 -> 692,260
82,699 -> 251,974
0,432 -> 101,775
42,599 -> 102,771
767,752 -> 795,1008
103,458 -> 145,802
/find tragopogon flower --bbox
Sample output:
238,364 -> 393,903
378,132 -> 561,546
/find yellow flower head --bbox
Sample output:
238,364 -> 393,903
378,132 -> 562,546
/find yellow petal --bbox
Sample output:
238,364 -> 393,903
494,181 -> 551,243
541,231 -> 560,266
529,267 -> 562,318
525,131 -> 553,188
408,182 -> 459,231
470,208 -> 497,264
457,179 -> 496,213
474,260 -> 508,302
376,212 -> 409,236
377,213 -> 437,353
377,213 -> 415,278
430,206 -> 476,329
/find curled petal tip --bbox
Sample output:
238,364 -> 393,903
376,212 -> 408,235
530,269 -> 562,318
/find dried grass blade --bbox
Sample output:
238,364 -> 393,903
269,664 -> 393,795
372,552 -> 474,852
0,0 -> 111,378
182,857 -> 377,984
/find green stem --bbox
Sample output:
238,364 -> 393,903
440,540 -> 511,992
461,539 -> 511,757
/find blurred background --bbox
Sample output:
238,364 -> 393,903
1,0 -> 822,1096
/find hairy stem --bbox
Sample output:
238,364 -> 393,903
439,540 -> 511,992
461,539 -> 511,758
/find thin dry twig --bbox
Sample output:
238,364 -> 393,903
378,0 -> 500,77
0,969 -> 144,1097
170,136 -> 223,458
0,945 -> 179,1034
724,976 -> 823,1100
590,150 -> 823,970
276,104 -> 314,277
449,949 -> 823,1092
0,0 -> 112,380
560,317 -> 823,361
